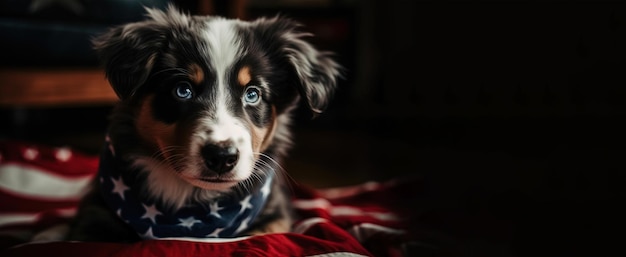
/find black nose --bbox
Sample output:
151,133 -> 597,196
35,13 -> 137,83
201,143 -> 239,174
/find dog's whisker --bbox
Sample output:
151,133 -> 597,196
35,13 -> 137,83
149,146 -> 182,160
253,152 -> 298,195
149,67 -> 191,79
253,153 -> 281,171
147,146 -> 189,171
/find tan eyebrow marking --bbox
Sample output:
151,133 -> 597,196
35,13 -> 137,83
237,66 -> 252,87
188,63 -> 204,85
136,95 -> 176,159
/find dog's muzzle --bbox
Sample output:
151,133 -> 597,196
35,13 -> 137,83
201,142 -> 239,175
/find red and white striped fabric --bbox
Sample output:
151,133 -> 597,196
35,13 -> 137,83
0,140 -> 417,257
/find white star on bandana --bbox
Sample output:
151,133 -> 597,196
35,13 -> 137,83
209,201 -> 224,218
141,204 -> 162,224
234,216 -> 252,234
111,176 -> 129,200
105,135 -> 115,157
260,178 -> 272,198
178,216 -> 202,229
238,195 -> 253,215
142,227 -> 156,239
206,227 -> 225,238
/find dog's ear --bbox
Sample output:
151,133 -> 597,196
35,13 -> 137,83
255,17 -> 343,116
93,19 -> 167,100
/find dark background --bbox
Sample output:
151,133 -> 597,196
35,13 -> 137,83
2,0 -> 626,256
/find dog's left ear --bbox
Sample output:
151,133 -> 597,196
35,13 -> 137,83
92,7 -> 183,100
255,17 -> 343,116
92,21 -> 166,100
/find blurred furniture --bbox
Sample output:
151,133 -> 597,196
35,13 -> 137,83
0,0 -> 247,108
0,68 -> 117,107
0,0 -> 171,108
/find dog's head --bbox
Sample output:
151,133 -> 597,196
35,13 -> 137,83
95,6 -> 341,206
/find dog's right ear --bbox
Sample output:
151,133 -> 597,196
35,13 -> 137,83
93,21 -> 166,100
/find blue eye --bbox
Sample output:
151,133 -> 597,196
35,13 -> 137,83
244,86 -> 261,104
173,82 -> 193,100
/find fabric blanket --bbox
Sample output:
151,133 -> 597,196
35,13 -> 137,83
0,140 -> 418,257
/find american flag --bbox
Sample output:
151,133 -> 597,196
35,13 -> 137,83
0,140 -> 418,257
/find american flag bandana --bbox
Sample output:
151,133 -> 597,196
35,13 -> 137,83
98,141 -> 273,239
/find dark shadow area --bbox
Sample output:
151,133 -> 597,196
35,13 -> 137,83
2,0 -> 625,256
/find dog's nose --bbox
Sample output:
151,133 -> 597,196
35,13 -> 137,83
201,143 -> 239,174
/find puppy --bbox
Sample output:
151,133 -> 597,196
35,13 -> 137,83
63,6 -> 341,242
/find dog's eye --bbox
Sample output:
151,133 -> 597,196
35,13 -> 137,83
172,82 -> 194,100
243,86 -> 261,105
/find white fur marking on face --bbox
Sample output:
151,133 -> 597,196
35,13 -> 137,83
204,19 -> 242,87
193,19 -> 254,182
193,108 -> 255,181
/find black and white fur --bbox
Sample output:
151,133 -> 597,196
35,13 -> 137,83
34,6 -> 340,242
